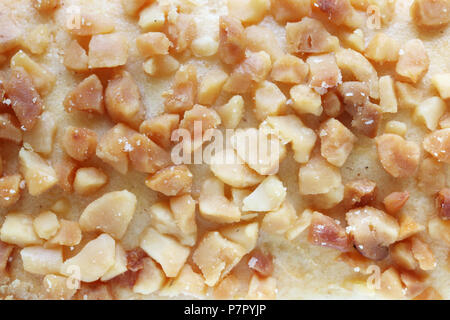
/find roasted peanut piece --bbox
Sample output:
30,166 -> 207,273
33,211 -> 59,240
73,167 -> 108,195
62,127 -> 97,162
395,81 -> 423,109
167,13 -> 196,53
0,113 -> 22,144
242,176 -> 286,212
398,213 -> 425,241
145,165 -> 192,196
344,179 -> 377,207
365,33 -> 399,63
379,267 -> 404,299
143,55 -> 180,77
221,222 -> 259,254
23,111 -> 57,156
383,191 -> 410,214
47,220 -> 81,247
290,84 -> 322,116
215,95 -> 244,129
88,34 -> 129,68
139,3 -> 165,31
133,257 -> 165,295
160,264 -> 206,298
0,213 -> 42,247
417,158 -> 446,195
191,36 -> 219,58
428,217 -> 450,245
197,69 -> 228,106
431,73 -> 450,99
270,0 -> 311,23
164,65 -> 197,113
385,120 -> 407,136
64,74 -> 104,114
299,156 -> 342,195
411,0 -> 450,27
391,241 -> 418,270
244,26 -> 283,61
121,0 -> 148,16
0,174 -> 21,208
21,246 -> 62,275
423,128 -> 450,163
139,113 -> 179,149
101,243 -> 128,281
43,275 -> 77,300
0,11 -> 21,54
307,53 -> 342,93
316,0 -> 363,28
414,97 -> 446,131
219,16 -> 246,65
247,274 -> 277,299
128,133 -> 171,173
308,211 -> 351,252
248,249 -> 274,277
64,40 -> 88,72
136,32 -> 171,57
411,237 -> 436,271
270,54 -> 309,84
66,12 -> 114,36
320,118 -> 356,167
379,75 -> 398,113
396,39 -> 429,83
262,201 -> 297,235
228,0 -> 270,24
54,154 -> 78,193
254,81 -> 286,121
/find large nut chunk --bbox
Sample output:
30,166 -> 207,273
73,167 -> 108,195
262,201 -> 297,235
395,81 -> 423,109
88,34 -> 129,68
299,156 -> 342,195
145,165 -> 193,196
242,176 -> 286,212
164,64 -> 197,113
0,213 -> 42,247
428,217 -> 450,245
264,115 -> 317,163
105,71 -> 145,129
160,264 -> 206,298
198,69 -> 228,106
411,237 -> 436,271
270,0 -> 311,23
139,113 -> 179,149
0,113 -> 22,144
143,55 -> 180,77
5,68 -> 43,130
20,246 -> 62,275
209,148 -> 263,188
215,95 -> 244,129
231,128 -> 286,175
0,174 -> 21,208
254,81 -> 286,121
383,191 -> 410,214
19,148 -> 58,196
43,275 -> 77,300
414,97 -> 446,131
140,227 -> 190,277
128,133 -> 171,174
79,190 -> 137,239
138,3 -> 166,31
375,134 -> 420,178
47,219 -> 81,247
63,74 -> 104,114
167,14 -> 196,53
61,233 -> 116,282
411,0 -> 450,27
136,32 -> 171,57
133,257 -> 166,295
396,39 -> 429,83
66,12 -> 114,36
228,0 -> 270,24
290,84 -> 322,116
244,26 -> 283,62
220,222 -> 259,254
247,275 -> 277,299
199,177 -> 241,223
62,127 -> 97,162
270,54 -> 309,84
193,231 -> 247,286
319,118 -> 356,167
219,16 -> 246,65
391,241 -> 419,270
33,211 -> 59,240
307,53 -> 342,93
101,243 -> 128,281
365,33 -> 399,63
431,73 -> 450,99
437,188 -> 450,220
308,211 -> 351,252
64,40 -> 88,72
346,206 -> 400,260
379,75 -> 398,113
423,128 -> 450,163
23,111 -> 57,156
286,17 -> 339,54
170,195 -> 197,246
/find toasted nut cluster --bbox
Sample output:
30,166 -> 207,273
344,179 -> 377,208
308,212 -> 351,252
145,165 -> 193,196
396,39 -> 429,83
64,74 -> 104,114
270,54 -> 309,84
423,128 -> 450,163
62,127 -> 97,162
383,191 -> 410,214
436,188 -> 450,220
319,118 -> 356,167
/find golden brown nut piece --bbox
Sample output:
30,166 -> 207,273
164,65 -> 197,114
0,113 -> 22,144
270,54 -> 309,84
307,53 -> 342,92
396,39 -> 429,83
128,133 -> 171,174
167,14 -> 196,53
308,212 -> 351,252
344,179 -> 377,207
411,0 -> 450,27
219,16 -> 246,65
139,114 -> 179,149
383,191 -> 410,214
423,128 -> 450,163
436,188 -> 450,220
319,118 -> 356,167
64,74 -> 104,114
64,40 -> 89,72
62,127 -> 98,162
54,154 -> 78,193
0,174 -> 21,208
88,34 -> 129,68
248,249 -> 274,277
145,165 -> 193,196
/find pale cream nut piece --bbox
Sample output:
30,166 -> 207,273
428,217 -> 450,245
262,200 -> 297,235
0,174 -> 21,208
289,84 -> 322,116
264,115 -> 317,163
341,29 -> 365,52
197,69 -> 229,106
308,211 -> 351,252
191,36 -> 219,58
62,126 -> 97,162
20,246 -> 62,275
19,148 -> 58,196
244,25 -> 283,62
73,167 -> 108,195
128,133 -> 171,174
32,0 -> 60,12
242,175 -> 286,212
209,148 -> 263,188
133,257 -> 166,295
170,195 -> 197,247
411,237 -> 436,271
431,73 -> 450,99
61,233 -> 116,283
391,241 -> 418,270
398,213 -> 425,241
145,165 -> 193,196
307,53 -> 342,92
270,0 -> 311,23
423,128 -> 450,163
364,33 -> 400,63
138,3 -> 166,31
346,206 -> 400,260
379,267 -> 404,299
160,264 -> 206,298
0,10 -> 21,54
66,12 -> 114,36
51,198 -> 71,215
167,14 -> 196,53
411,0 -> 450,27
319,118 -> 356,167
228,0 -> 270,24
33,211 -> 60,240
417,157 -> 446,195
220,222 -> 259,253
395,81 -> 423,109
230,188 -> 258,221
298,155 -> 342,195
47,219 -> 81,247
253,81 -> 286,121
231,127 -> 286,175
215,95 -> 244,129
192,231 -> 247,286
199,177 -> 241,223
375,134 -> 420,178
88,34 -> 129,68
43,275 -> 77,300
164,64 -> 197,114
101,243 -> 128,281
143,55 -> 180,77
139,227 -> 190,277
139,113 -> 179,149
0,213 -> 42,247
309,183 -> 345,210
414,97 -> 446,131
64,40 -> 89,72
385,120 -> 407,136
270,54 -> 309,84
23,111 -> 57,156
63,74 -> 104,114
379,75 -> 398,113
0,113 -> 22,144
383,191 -> 410,214
79,190 -> 137,239
247,274 -> 277,300
396,39 -> 429,83
136,32 -> 171,58
218,16 -> 246,65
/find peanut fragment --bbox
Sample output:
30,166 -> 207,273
254,81 -> 286,121
423,128 -> 450,163
64,40 -> 89,72
121,0 -> 148,16
375,134 -> 420,178
64,74 -> 104,114
168,13 -> 196,53
21,246 -> 62,275
215,95 -> 244,129
395,81 -> 423,109
307,53 -> 342,93
428,217 -> 450,245
143,55 -> 180,77
411,0 -> 450,27
243,176 -> 286,212
248,249 -> 274,277
398,213 -> 425,241
414,97 -> 446,131
197,69 -> 228,106
396,39 -> 429,83
47,220 -> 81,247
436,188 -> 450,220
391,241 -> 418,270
136,32 -> 171,57
383,191 -> 410,214
308,211 -> 351,252
128,133 -> 171,174
417,157 -> 446,195
164,65 -> 197,114
431,73 -> 450,99
139,3 -> 166,31
62,127 -> 97,162
228,0 -> 270,24
290,84 -> 322,116
0,241 -> 13,276
0,213 -> 42,247
299,156 -> 342,195
343,179 -> 377,207
218,16 -> 246,65
379,267 -> 404,299
385,120 -> 407,136
0,113 -> 22,144
270,0 -> 311,23
101,243 -> 128,281
0,11 -> 21,54
221,222 -> 259,254
270,54 -> 309,84
145,165 -> 192,196
133,257 -> 165,295
244,26 -> 283,62
54,154 -> 78,193
365,33 -> 399,63
88,34 -> 129,68
262,201 -> 297,235
316,0 -> 363,28
0,174 -> 21,208
411,237 -> 436,271
379,75 -> 398,113
160,264 -> 206,298
139,114 -> 179,149
23,111 -> 56,156
247,275 -> 277,299
33,211 -> 59,240
191,36 -> 219,58
43,275 -> 77,300
73,167 -> 108,195
319,118 -> 356,167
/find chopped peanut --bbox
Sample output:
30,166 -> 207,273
54,154 -> 78,193
286,17 -> 339,54
413,287 -> 443,300
43,275 -> 77,300
223,51 -> 272,94
105,71 -> 145,129
344,179 -> 377,207
140,227 -> 190,277
338,81 -> 369,109
290,84 -> 322,116
33,0 -> 59,12
417,158 -> 446,195
215,95 -> 244,129
47,220 -> 81,247
437,188 -> 450,220
319,118 -> 356,167
193,231 -> 247,286
23,111 -> 57,156
379,267 -> 404,299
197,69 -> 228,106
88,34 -> 129,68
79,190 -> 137,239
128,133 -> 171,173
428,217 -> 450,245
391,241 -> 418,270
395,81 -> 423,109
136,32 -> 171,58
66,13 -> 114,36
398,213 -> 425,241
350,102 -> 381,138
299,155 -> 342,195
0,11 -> 21,54
126,247 -> 147,272
310,183 -> 345,209
133,257 -> 165,295
167,14 -> 196,53
0,213 -> 42,247
346,206 -> 399,260
143,55 -> 180,77
199,177 -> 241,223
307,54 -> 342,93
0,113 -> 22,144
51,198 -> 71,215
270,54 -> 309,84
383,191 -> 410,214
365,33 -> 399,63
316,0 -> 363,28
228,0 -> 270,24
33,211 -> 59,240
396,39 -> 429,83
341,29 -> 365,52
375,134 -> 420,178
64,40 -> 89,72
248,249 -> 274,277
0,174 -> 17,208
262,201 -> 297,235
385,120 -> 407,136
121,0 -> 148,16
21,246 -> 62,275
145,165 -> 192,196
218,16 -> 246,65
164,65 -> 197,113
64,74 -> 104,114
244,26 -> 283,61
285,209 -> 313,241
243,176 -> 286,212
170,195 -> 197,246
0,241 -> 13,276
423,128 -> 450,163
160,264 -> 206,298
5,68 -> 43,130
308,211 -> 351,252
61,233 -> 116,282
139,113 -> 179,149
431,73 -> 450,99
411,0 -> 450,27
411,237 -> 436,271
254,81 -> 286,121
19,148 -> 58,196
247,274 -> 277,299
62,127 -> 97,162
101,243 -> 128,281
73,167 -> 108,195
138,3 -> 166,31
191,36 -> 219,57
270,0 -> 311,23
379,75 -> 398,113
414,97 -> 446,131
221,222 -> 259,253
